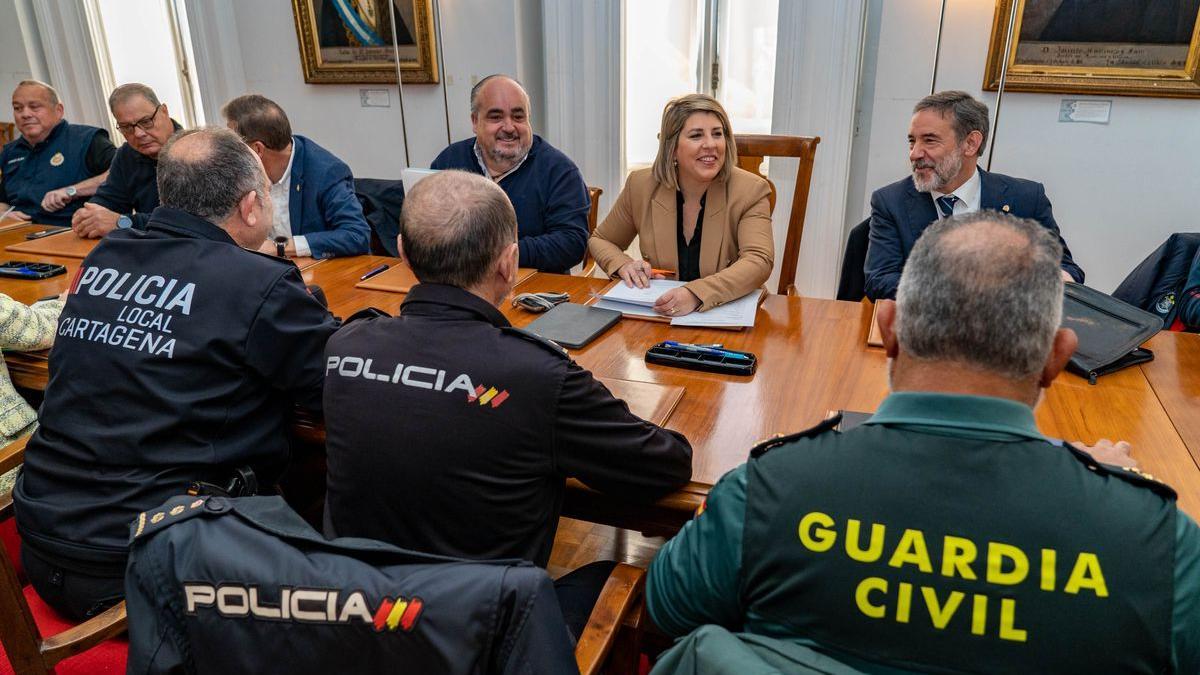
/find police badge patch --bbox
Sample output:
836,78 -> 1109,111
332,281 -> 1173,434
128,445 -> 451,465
1154,293 -> 1175,316
49,152 -> 65,167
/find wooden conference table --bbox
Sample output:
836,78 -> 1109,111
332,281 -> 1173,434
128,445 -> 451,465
1,222 -> 1199,532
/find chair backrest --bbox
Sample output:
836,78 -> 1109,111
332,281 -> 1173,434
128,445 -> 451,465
0,437 -> 127,674
353,177 -> 405,257
0,123 -> 14,145
836,218 -> 872,302
579,186 -> 604,276
735,134 -> 820,296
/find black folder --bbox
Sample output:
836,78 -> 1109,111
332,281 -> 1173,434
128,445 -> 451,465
1062,283 -> 1162,384
524,303 -> 622,349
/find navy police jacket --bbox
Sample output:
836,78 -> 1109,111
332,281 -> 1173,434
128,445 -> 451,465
0,120 -> 113,227
126,495 -> 580,674
14,207 -> 338,572
323,283 -> 693,567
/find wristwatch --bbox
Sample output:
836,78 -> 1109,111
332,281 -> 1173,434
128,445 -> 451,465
64,186 -> 77,198
116,214 -> 133,229
274,236 -> 288,258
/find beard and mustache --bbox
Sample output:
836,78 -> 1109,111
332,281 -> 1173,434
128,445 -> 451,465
487,131 -> 530,163
911,146 -> 965,193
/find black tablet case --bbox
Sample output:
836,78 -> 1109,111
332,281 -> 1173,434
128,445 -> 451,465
524,303 -> 622,349
1063,283 -> 1162,384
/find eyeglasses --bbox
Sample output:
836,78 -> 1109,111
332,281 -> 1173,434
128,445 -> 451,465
116,104 -> 162,135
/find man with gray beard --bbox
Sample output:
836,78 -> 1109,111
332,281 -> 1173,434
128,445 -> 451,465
863,90 -> 1083,301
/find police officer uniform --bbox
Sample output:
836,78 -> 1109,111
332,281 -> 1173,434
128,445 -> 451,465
647,392 -> 1200,674
14,206 -> 338,620
126,494 -> 579,674
0,119 -> 115,226
323,282 -> 693,568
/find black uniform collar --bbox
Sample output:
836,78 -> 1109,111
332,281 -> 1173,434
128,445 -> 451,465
17,119 -> 68,150
401,283 -> 511,328
145,207 -> 240,246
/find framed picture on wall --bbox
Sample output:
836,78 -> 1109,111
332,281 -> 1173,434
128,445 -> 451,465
983,0 -> 1200,98
291,0 -> 439,84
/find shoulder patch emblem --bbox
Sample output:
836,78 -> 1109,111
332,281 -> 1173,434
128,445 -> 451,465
49,152 -> 64,167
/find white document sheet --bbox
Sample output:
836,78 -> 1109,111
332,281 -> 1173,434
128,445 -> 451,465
597,280 -> 759,327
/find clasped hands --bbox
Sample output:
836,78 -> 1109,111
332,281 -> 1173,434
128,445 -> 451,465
616,259 -> 700,317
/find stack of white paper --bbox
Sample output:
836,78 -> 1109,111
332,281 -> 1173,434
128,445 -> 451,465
593,280 -> 759,327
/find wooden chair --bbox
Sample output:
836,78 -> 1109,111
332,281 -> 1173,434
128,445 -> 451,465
575,563 -> 645,674
0,124 -> 14,145
735,134 -> 821,296
0,437 -> 128,674
579,186 -> 604,277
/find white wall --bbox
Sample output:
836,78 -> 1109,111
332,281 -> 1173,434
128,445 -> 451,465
0,0 -> 34,102
848,0 -> 1200,293
229,0 -> 544,178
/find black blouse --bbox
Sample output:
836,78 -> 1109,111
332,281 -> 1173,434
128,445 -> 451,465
675,190 -> 706,282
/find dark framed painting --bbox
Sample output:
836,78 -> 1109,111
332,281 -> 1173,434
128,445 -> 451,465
983,0 -> 1200,98
291,0 -> 438,84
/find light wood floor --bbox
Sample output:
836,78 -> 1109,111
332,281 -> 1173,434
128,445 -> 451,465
546,518 -> 666,579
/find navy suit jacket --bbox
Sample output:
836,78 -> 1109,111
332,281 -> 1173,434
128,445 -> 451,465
288,135 -> 370,259
864,169 -> 1084,300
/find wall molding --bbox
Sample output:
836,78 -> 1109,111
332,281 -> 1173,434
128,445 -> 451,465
769,0 -> 867,298
541,0 -> 622,217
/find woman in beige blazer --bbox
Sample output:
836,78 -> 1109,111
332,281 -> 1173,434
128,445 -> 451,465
0,294 -> 62,493
588,94 -> 773,316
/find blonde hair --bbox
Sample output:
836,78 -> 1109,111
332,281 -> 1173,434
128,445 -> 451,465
651,93 -> 737,190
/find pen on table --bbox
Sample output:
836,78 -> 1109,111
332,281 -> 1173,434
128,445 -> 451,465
663,340 -> 750,360
359,264 -> 390,281
0,206 -> 15,221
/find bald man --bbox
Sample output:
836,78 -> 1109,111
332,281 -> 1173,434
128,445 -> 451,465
322,169 -> 691,637
0,80 -> 115,226
430,74 -> 590,273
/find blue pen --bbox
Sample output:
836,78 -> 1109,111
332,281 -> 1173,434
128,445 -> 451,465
663,341 -> 750,361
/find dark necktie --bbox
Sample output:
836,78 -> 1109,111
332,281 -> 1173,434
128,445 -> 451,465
936,195 -> 959,219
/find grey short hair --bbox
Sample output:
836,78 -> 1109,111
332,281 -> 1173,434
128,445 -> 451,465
400,170 -> 517,288
896,211 -> 1063,379
15,80 -> 59,106
108,83 -> 160,112
914,90 -> 990,153
469,74 -> 528,115
157,127 -> 265,223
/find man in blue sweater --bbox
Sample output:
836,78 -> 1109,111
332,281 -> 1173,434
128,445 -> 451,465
73,83 -> 181,237
222,94 -> 369,259
430,75 -> 589,273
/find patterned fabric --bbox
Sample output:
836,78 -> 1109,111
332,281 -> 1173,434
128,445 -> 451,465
935,194 -> 958,218
0,296 -> 62,443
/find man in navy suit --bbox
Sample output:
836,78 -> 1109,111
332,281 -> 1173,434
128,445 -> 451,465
222,94 -> 369,259
864,91 -> 1084,301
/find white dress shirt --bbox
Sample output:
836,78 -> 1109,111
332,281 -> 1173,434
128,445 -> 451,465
931,166 -> 981,219
268,139 -> 310,257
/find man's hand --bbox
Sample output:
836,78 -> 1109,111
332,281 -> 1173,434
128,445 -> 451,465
1061,269 -> 1075,283
3,210 -> 31,222
654,287 -> 701,317
71,203 -> 119,239
1076,438 -> 1136,468
41,188 -> 76,212
256,238 -> 295,257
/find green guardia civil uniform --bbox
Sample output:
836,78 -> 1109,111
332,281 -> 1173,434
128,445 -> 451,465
647,392 -> 1200,674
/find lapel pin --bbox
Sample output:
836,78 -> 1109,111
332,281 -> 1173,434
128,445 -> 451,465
1001,204 -> 1011,213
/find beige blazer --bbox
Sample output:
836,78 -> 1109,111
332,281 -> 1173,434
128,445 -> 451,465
0,296 -> 61,443
588,167 -> 774,311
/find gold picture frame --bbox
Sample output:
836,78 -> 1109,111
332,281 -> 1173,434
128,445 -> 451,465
291,0 -> 438,84
983,0 -> 1200,98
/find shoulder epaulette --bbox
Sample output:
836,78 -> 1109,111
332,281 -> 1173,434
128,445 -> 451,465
244,248 -> 301,266
130,495 -> 219,543
501,326 -> 570,359
343,307 -> 391,325
1063,443 -> 1178,501
750,414 -> 842,459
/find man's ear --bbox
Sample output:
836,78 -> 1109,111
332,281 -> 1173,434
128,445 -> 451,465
496,242 -> 519,283
963,130 -> 984,158
237,190 -> 259,229
396,234 -> 406,263
876,300 -> 899,358
1039,328 -> 1078,389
